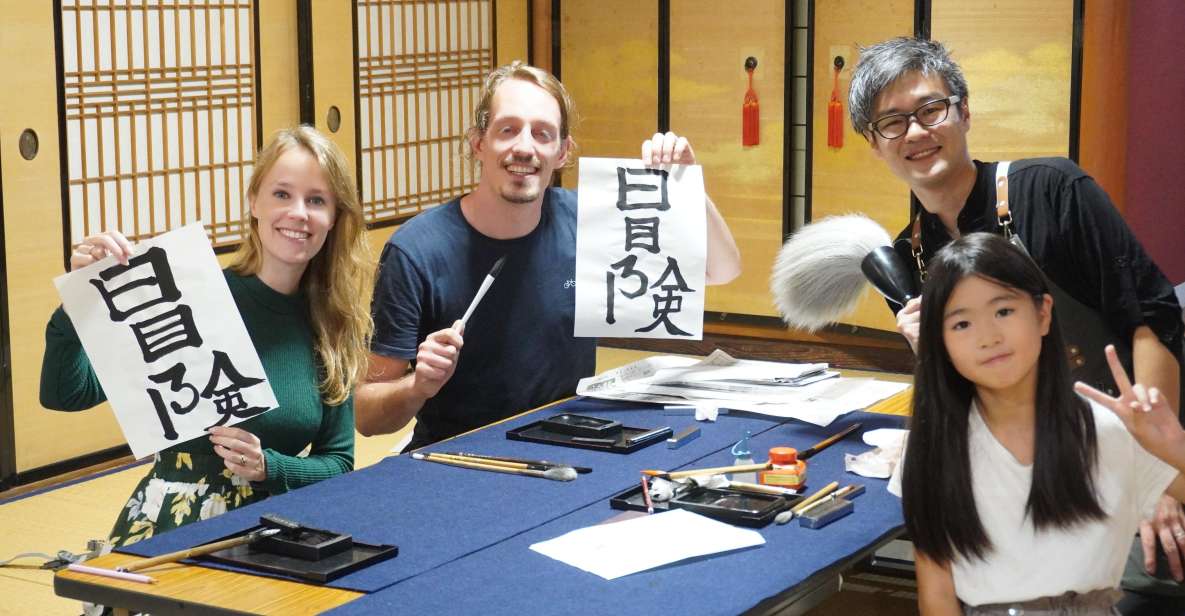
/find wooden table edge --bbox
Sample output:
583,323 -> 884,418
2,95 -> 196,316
55,551 -> 363,615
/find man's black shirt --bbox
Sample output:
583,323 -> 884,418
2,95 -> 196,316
892,157 -> 1182,356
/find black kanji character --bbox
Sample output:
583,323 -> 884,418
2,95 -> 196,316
616,167 -> 670,211
637,256 -> 695,336
201,350 -> 269,428
129,304 -> 204,363
88,247 -> 181,322
623,217 -> 661,254
605,255 -> 649,325
145,363 -> 199,440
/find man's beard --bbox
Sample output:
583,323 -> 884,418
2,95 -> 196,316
498,166 -> 542,204
499,184 -> 540,204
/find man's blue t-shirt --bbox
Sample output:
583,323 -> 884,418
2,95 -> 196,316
371,188 -> 597,450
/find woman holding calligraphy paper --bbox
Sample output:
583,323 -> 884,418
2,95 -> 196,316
40,126 -> 373,547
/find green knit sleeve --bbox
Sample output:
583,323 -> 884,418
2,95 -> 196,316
40,306 -> 107,411
259,395 -> 355,494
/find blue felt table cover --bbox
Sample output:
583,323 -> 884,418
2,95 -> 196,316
116,398 -> 841,593
327,410 -> 906,615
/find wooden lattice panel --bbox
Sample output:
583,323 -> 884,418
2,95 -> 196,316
357,0 -> 492,223
60,0 -> 256,249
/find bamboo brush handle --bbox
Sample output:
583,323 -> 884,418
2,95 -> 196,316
667,462 -> 770,479
422,454 -> 543,478
791,481 -> 840,515
429,453 -> 529,470
121,533 -> 259,572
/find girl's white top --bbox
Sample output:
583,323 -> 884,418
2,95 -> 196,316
892,399 -> 1176,606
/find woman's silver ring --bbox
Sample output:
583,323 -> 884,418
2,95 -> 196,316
1173,529 -> 1185,540
238,454 -> 246,465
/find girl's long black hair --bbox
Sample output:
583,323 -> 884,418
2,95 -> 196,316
903,233 -> 1104,565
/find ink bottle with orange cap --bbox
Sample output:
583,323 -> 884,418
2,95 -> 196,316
760,447 -> 807,489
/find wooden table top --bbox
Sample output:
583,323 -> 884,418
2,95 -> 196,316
55,551 -> 362,615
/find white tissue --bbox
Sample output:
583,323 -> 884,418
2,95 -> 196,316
688,474 -> 730,489
695,406 -> 719,421
662,405 -> 720,421
845,429 -> 908,479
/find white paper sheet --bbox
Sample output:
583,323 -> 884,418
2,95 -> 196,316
574,157 -> 706,339
529,509 -> 764,580
54,223 -> 278,459
577,350 -> 910,426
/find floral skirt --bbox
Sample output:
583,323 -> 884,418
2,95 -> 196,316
107,451 -> 266,548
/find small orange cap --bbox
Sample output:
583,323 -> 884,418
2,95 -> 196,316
769,447 -> 798,465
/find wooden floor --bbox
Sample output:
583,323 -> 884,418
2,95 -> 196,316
0,347 -> 916,615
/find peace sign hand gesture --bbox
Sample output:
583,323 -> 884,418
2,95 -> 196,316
1074,345 -> 1185,470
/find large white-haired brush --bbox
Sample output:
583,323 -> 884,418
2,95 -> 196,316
770,214 -> 917,332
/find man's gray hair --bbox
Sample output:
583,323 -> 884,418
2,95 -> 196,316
848,37 -> 968,139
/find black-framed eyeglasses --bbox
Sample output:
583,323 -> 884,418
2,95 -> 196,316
868,95 -> 962,140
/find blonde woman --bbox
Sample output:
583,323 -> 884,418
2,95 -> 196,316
40,126 -> 373,546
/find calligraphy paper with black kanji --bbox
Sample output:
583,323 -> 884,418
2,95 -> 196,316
54,223 -> 278,459
575,158 -> 706,340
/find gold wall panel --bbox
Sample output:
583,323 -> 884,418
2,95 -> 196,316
1,2 -> 125,471
811,0 -> 913,333
670,0 -> 784,317
257,1 -> 301,139
312,0 -> 357,172
496,0 -> 528,65
558,0 -> 658,188
931,0 -> 1074,161
530,0 -> 552,72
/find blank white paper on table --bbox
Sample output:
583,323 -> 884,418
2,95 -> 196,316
529,508 -> 765,580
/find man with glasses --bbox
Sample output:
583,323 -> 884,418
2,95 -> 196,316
849,37 -> 1183,613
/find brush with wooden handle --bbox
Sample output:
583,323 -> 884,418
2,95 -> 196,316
118,528 -> 281,572
641,462 -> 771,481
412,452 -> 577,481
775,481 -> 840,525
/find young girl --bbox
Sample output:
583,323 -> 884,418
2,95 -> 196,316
900,232 -> 1184,615
40,126 -> 373,547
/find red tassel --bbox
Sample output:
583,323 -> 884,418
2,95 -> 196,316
828,100 -> 843,148
827,67 -> 843,149
744,102 -> 760,146
743,67 -> 759,146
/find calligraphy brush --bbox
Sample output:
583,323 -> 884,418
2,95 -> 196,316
799,422 -> 863,460
728,480 -> 799,496
411,452 -> 577,481
771,214 -> 899,331
118,528 -> 281,572
641,461 -> 771,480
428,452 -> 581,477
460,255 -> 507,327
775,481 -> 839,525
442,451 -> 592,474
793,484 -> 863,519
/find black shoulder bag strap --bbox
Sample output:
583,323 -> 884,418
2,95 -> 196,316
994,161 -> 1131,396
